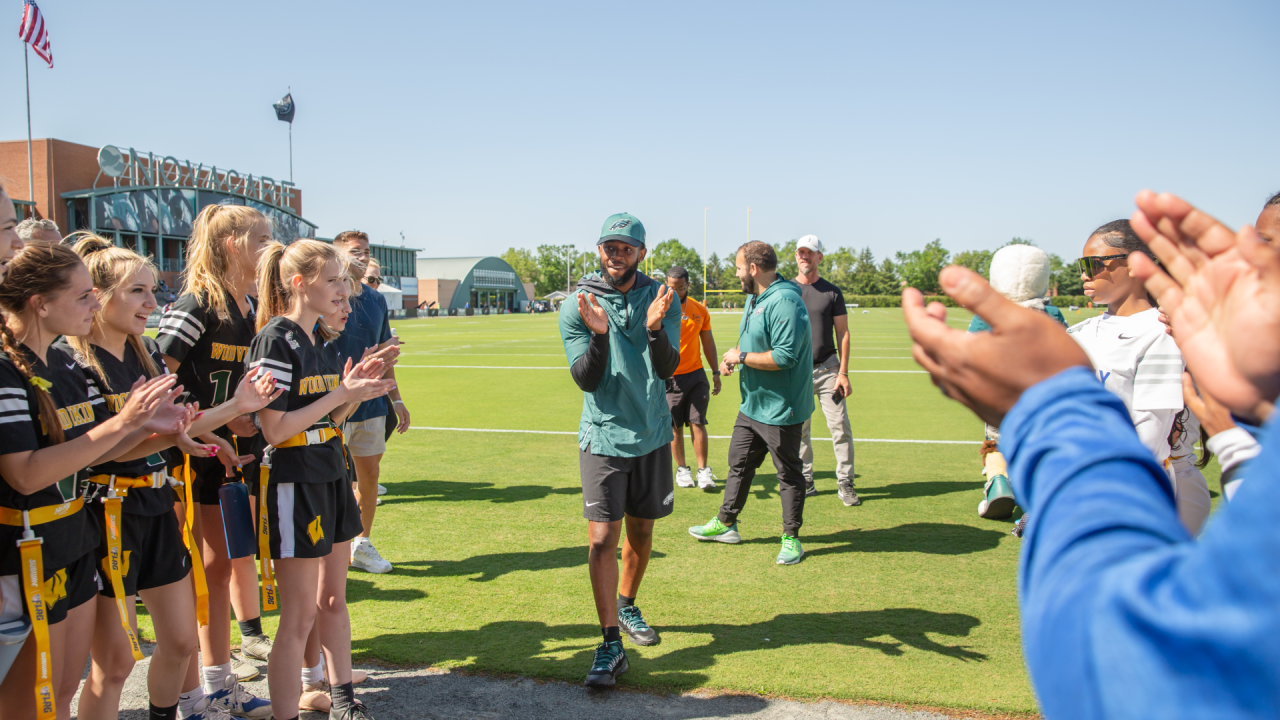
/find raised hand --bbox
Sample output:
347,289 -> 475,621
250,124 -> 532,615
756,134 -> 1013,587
902,266 -> 1091,427
577,292 -> 609,335
360,344 -> 401,369
117,375 -> 180,431
647,285 -> 674,331
143,396 -> 191,435
232,369 -> 283,416
341,357 -> 396,403
1182,373 -> 1237,438
1128,191 -> 1280,420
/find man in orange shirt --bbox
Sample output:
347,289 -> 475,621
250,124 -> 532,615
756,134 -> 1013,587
665,266 -> 722,490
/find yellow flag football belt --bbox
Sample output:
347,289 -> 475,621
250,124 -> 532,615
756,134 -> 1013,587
257,426 -> 348,611
0,497 -> 85,720
176,457 -> 210,627
85,475 -> 159,664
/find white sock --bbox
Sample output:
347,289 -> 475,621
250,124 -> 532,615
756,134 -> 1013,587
301,660 -> 324,685
352,536 -> 370,547
178,686 -> 206,718
201,662 -> 232,695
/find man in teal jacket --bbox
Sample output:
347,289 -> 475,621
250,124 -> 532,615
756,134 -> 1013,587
559,212 -> 682,689
689,241 -> 814,565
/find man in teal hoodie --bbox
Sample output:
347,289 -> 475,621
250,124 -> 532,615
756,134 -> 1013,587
560,212 -> 682,688
689,241 -> 814,565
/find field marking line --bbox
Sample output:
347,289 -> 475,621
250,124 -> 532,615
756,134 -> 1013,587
406,426 -> 979,444
398,365 -> 928,373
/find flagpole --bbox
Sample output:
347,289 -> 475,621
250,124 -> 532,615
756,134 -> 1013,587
24,44 -> 34,204
288,122 -> 293,183
703,207 -> 708,306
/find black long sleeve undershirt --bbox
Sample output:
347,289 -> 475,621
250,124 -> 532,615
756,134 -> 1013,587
570,325 -> 678,392
570,332 -> 610,392
648,327 -> 679,380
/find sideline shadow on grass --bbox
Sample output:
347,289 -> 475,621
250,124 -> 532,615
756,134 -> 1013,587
853,479 -> 985,500
351,608 -> 984,694
734,523 -> 1004,557
392,548 -> 666,582
381,478 -> 580,506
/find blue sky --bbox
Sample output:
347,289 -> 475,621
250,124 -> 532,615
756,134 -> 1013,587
3,0 -> 1276,263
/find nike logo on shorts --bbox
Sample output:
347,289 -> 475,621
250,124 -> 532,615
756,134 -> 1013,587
585,501 -> 601,507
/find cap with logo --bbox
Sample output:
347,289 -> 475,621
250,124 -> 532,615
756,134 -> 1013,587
599,212 -> 646,248
797,234 -> 824,254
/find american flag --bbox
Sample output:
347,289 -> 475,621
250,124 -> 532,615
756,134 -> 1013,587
19,1 -> 52,69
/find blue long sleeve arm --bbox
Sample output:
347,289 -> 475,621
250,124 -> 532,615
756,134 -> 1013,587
1002,367 -> 1280,720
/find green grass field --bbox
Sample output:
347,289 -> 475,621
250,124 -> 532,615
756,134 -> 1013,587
141,305 -> 1220,716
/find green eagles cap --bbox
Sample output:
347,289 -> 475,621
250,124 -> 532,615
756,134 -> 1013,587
599,212 -> 646,247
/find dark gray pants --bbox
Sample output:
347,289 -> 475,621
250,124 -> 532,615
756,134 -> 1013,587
718,411 -> 806,537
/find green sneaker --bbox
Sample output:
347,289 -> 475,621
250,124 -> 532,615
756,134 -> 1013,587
978,474 -> 1016,520
584,640 -> 628,687
776,535 -> 804,565
687,517 -> 740,543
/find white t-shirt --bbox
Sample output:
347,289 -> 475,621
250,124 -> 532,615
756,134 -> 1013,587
1067,308 -> 1185,463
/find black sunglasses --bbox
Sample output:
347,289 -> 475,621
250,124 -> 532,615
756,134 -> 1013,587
1077,254 -> 1128,279
365,277 -> 382,287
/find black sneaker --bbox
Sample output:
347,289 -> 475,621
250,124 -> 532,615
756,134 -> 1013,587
837,481 -> 861,506
804,480 -> 817,498
584,640 -> 628,687
618,605 -> 658,646
330,700 -> 375,720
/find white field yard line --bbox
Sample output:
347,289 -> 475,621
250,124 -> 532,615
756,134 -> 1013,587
407,426 -> 979,444
398,365 -> 928,372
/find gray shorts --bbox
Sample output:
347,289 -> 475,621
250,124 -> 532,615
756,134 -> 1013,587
579,444 -> 674,523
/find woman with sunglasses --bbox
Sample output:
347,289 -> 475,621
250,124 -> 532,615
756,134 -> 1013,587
1064,220 -> 1211,534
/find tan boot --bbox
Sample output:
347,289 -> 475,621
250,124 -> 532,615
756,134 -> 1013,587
299,681 -> 331,713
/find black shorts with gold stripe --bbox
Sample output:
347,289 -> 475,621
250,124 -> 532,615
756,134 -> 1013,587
264,478 -> 362,560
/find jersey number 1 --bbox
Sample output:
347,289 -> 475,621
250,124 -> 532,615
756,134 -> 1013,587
210,369 -> 232,406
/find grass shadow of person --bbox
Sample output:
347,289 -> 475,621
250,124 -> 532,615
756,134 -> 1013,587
734,523 -> 1005,556
350,608 -> 984,699
390,547 -> 666,583
381,478 -> 580,506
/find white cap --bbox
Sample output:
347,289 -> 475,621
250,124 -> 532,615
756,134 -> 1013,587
796,234 -> 823,254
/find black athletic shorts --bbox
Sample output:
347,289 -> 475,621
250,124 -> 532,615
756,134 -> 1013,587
667,370 -> 710,427
22,551 -> 97,626
94,511 -> 191,598
579,443 -> 674,523
186,433 -> 267,505
264,478 -> 363,559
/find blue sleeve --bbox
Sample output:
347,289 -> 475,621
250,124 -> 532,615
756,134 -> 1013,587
764,298 -> 808,370
1001,367 -> 1280,719
966,316 -> 990,333
377,293 -> 392,344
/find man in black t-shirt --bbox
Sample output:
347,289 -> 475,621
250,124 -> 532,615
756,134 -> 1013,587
794,235 -> 860,507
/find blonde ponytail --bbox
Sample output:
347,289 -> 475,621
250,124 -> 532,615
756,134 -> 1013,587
254,240 -> 343,342
184,204 -> 269,322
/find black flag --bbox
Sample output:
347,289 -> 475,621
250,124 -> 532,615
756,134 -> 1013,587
273,93 -> 295,123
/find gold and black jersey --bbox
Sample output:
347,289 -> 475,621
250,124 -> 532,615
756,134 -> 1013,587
53,336 -> 174,517
247,316 -> 347,485
156,291 -> 256,413
0,343 -> 100,574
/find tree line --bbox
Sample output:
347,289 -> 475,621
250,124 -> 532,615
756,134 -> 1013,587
502,237 -> 1086,300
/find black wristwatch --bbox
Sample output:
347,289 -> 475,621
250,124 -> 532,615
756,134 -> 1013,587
738,351 -> 748,366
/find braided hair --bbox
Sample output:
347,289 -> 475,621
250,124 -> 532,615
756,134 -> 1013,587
0,241 -> 86,443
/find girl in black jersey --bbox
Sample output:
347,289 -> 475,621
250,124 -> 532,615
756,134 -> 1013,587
0,242 -> 180,720
248,240 -> 392,720
155,205 -> 276,717
61,236 -> 281,720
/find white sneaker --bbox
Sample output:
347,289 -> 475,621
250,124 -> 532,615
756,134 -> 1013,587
351,540 -> 392,574
377,484 -> 387,496
675,466 -> 695,488
696,467 -> 718,491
